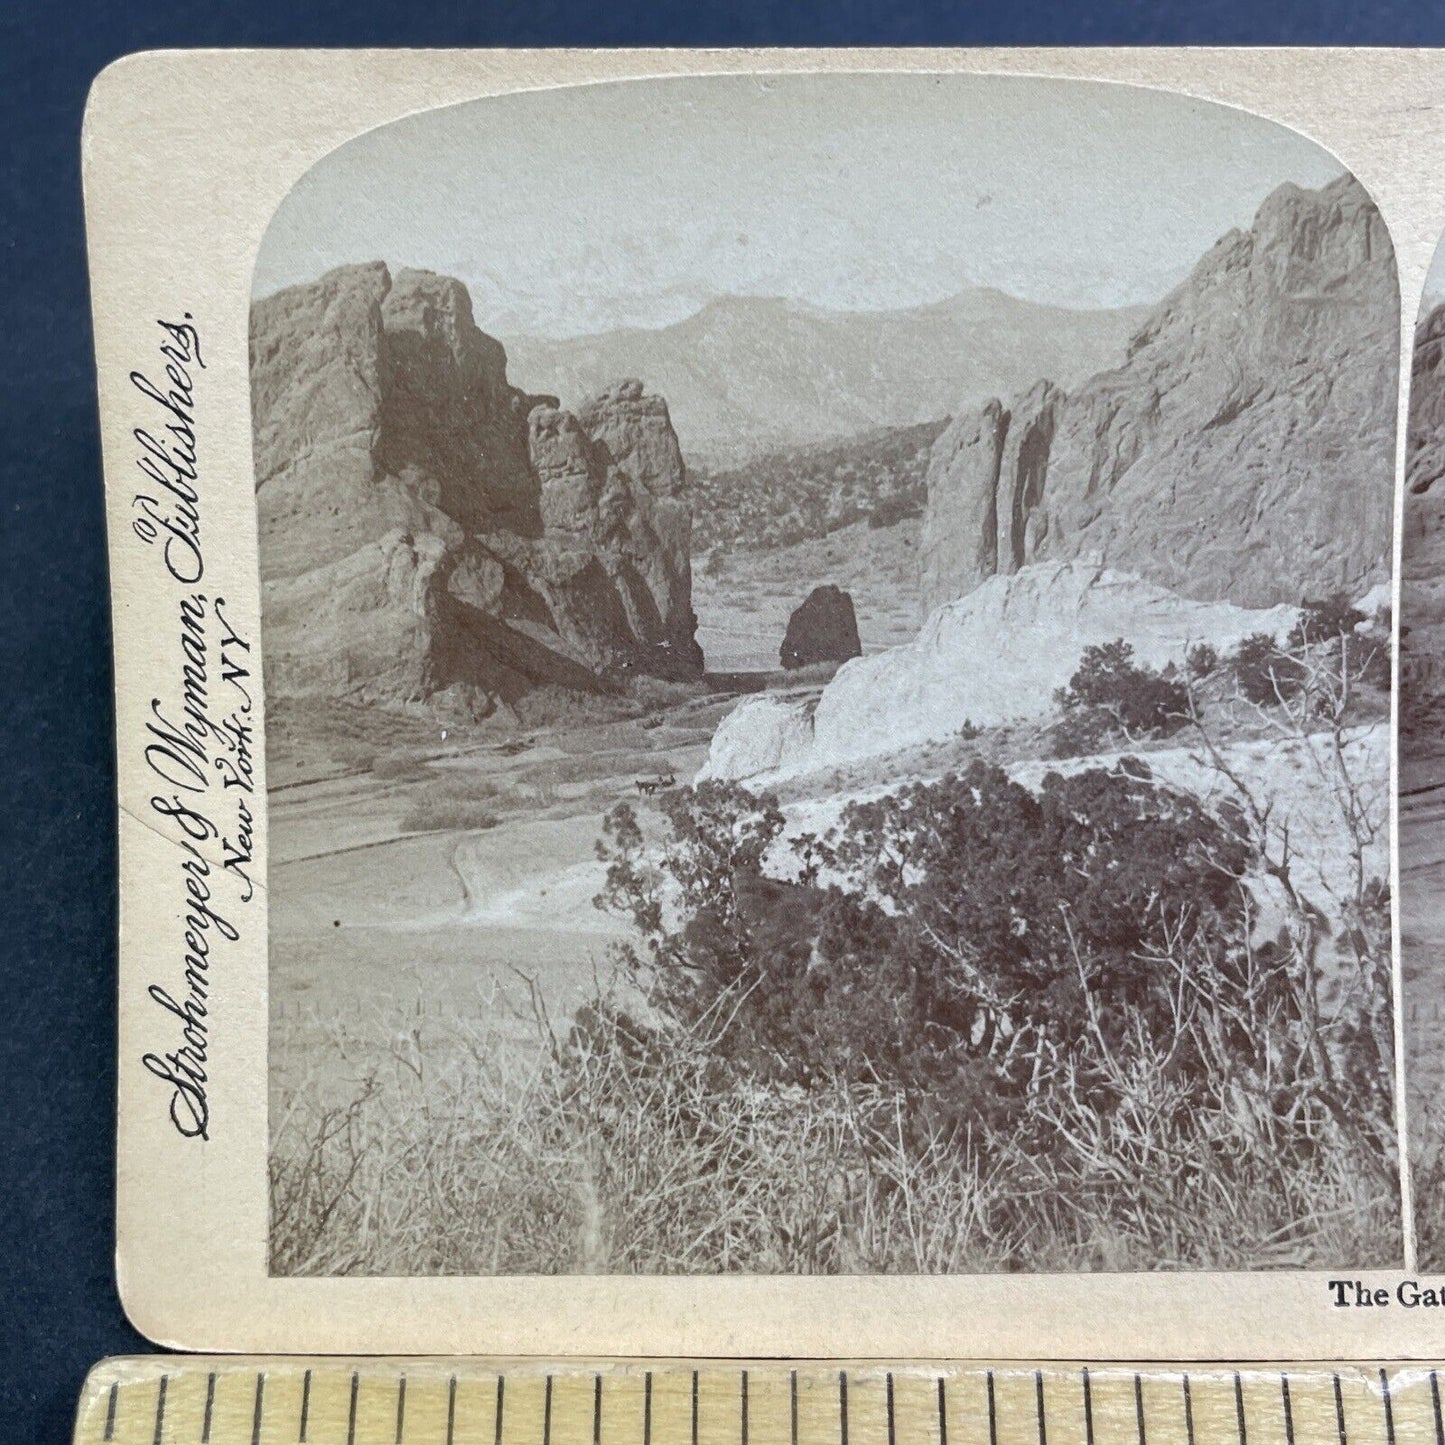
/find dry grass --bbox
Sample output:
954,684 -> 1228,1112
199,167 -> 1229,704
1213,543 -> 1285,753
397,774 -> 505,832
270,963 -> 1398,1277
1413,1102 -> 1445,1270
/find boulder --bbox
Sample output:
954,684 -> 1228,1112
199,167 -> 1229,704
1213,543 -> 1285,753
780,585 -> 862,670
920,174 -> 1397,614
698,695 -> 819,782
250,265 -> 703,713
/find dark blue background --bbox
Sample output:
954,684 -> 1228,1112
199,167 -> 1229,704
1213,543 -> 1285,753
4,2 -> 1445,1440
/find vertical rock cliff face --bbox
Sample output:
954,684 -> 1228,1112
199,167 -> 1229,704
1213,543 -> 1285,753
920,174 -> 1398,613
1402,303 -> 1445,691
251,264 -> 701,716
919,399 -> 1008,607
1409,303 -> 1445,502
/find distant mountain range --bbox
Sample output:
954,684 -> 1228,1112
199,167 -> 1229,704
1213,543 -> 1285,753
499,290 -> 1149,465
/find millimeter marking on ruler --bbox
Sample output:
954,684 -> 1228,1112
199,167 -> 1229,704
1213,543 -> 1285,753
150,1373 -> 166,1445
250,1373 -> 264,1445
72,1360 -> 1445,1445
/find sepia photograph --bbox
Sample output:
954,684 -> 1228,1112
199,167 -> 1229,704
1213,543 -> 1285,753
1400,239 -> 1445,1271
254,73 -> 1402,1278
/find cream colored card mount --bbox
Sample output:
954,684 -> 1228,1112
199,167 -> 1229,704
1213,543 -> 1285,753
82,47 -> 1445,1356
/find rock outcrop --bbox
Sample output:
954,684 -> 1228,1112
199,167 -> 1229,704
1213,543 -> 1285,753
702,561 -> 1299,782
780,585 -> 862,670
252,265 -> 701,716
1402,303 -> 1445,692
920,174 -> 1397,614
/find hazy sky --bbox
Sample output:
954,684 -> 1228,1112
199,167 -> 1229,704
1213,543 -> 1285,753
254,73 -> 1347,339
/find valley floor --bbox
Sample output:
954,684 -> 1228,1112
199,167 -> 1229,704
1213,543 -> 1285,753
271,521 -> 924,1117
267,533 -> 1398,1276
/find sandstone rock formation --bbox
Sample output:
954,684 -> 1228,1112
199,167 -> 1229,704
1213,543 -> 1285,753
920,175 -> 1397,614
702,695 -> 820,782
702,561 -> 1299,782
252,265 -> 702,716
1402,303 -> 1445,694
1409,303 -> 1445,500
780,585 -> 862,670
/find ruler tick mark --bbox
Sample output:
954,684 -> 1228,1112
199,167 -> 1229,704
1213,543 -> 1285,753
251,1374 -> 266,1445
153,1374 -> 168,1445
86,1359 -> 1445,1445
